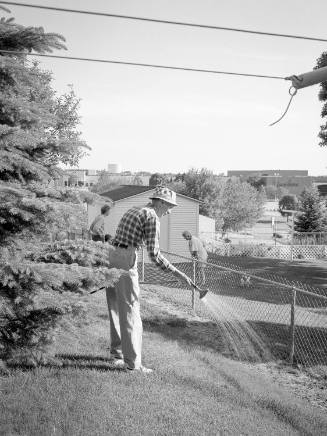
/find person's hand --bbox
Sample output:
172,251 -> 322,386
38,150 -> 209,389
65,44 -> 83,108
172,268 -> 194,287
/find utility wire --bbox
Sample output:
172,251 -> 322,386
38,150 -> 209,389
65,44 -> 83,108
0,50 -> 285,80
1,1 -> 327,43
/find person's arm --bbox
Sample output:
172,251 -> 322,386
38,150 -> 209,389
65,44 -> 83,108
144,215 -> 193,286
90,216 -> 105,236
189,238 -> 198,259
144,215 -> 174,271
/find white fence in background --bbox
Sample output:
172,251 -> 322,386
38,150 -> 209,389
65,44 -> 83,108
206,243 -> 327,260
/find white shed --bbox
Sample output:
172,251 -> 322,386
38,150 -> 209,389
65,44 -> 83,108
87,186 -> 200,259
199,214 -> 216,241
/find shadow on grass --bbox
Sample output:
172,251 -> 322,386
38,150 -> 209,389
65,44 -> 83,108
6,354 -> 126,372
143,315 -> 327,367
249,320 -> 327,366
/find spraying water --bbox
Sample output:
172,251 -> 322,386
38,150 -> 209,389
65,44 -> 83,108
200,293 -> 273,362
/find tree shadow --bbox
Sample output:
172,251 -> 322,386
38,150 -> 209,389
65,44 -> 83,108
143,315 -> 327,367
248,320 -> 327,366
6,353 -> 126,372
143,316 -> 233,357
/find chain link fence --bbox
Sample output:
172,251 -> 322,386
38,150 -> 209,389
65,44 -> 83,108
58,232 -> 327,367
138,248 -> 327,367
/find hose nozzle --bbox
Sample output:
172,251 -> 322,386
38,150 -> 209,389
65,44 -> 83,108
192,283 -> 209,299
199,289 -> 209,300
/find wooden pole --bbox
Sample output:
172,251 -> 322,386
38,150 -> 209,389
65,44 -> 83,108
289,288 -> 296,365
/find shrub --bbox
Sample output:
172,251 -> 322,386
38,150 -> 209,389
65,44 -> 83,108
0,255 -> 121,366
273,232 -> 283,239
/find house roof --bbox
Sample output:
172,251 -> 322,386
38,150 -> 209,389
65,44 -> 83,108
101,185 -> 154,201
101,185 -> 201,203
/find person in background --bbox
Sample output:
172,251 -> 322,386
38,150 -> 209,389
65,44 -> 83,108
182,230 -> 208,285
89,204 -> 112,242
106,186 -> 195,373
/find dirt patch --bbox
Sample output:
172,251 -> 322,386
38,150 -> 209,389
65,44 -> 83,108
251,362 -> 327,411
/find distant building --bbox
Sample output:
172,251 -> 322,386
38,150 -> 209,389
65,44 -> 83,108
60,168 -> 150,189
227,170 -> 313,197
227,170 -> 309,177
107,163 -> 122,174
61,169 -> 100,188
313,176 -> 327,196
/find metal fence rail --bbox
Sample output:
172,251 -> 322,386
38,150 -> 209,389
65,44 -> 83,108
138,249 -> 327,367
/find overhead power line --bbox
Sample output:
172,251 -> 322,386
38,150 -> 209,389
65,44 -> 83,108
1,1 -> 327,43
0,50 -> 285,80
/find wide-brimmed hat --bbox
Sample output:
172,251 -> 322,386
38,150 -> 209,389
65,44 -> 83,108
149,186 -> 178,206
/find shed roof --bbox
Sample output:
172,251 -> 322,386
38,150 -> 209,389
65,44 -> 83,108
101,185 -> 153,201
101,185 -> 200,203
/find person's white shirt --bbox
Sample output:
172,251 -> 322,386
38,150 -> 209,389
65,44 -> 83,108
189,236 -> 207,262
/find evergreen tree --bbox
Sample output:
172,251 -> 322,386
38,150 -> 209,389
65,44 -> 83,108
0,13 -> 89,241
294,187 -> 327,232
0,10 -> 118,366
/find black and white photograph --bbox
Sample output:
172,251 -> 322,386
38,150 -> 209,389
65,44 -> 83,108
1,1 -> 327,435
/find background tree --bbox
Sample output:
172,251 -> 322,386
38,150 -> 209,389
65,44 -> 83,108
294,186 -> 327,232
149,173 -> 169,187
219,179 -> 266,233
171,168 -> 265,233
245,176 -> 266,191
131,175 -> 143,185
279,194 -> 298,220
316,52 -> 327,147
0,11 -> 118,366
178,168 -> 225,218
91,171 -> 127,193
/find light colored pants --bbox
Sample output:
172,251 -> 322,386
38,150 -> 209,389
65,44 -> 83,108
106,246 -> 142,369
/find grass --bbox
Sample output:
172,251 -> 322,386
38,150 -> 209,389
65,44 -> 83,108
206,253 -> 327,291
141,257 -> 327,366
1,287 -> 327,435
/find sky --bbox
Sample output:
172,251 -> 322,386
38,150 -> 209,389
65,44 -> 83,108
3,0 -> 327,175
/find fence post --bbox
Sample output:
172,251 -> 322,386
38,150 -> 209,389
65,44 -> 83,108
192,259 -> 196,310
141,246 -> 145,282
289,288 -> 296,365
290,215 -> 294,261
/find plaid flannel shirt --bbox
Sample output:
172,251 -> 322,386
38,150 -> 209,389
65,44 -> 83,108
113,206 -> 175,272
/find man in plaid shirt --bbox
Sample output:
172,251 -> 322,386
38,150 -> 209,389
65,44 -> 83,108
106,186 -> 194,373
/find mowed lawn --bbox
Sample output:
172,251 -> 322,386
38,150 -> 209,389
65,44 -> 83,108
208,254 -> 327,290
1,287 -> 327,436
